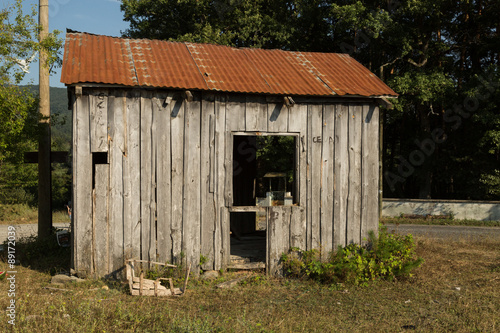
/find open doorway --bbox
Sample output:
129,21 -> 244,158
230,134 -> 297,268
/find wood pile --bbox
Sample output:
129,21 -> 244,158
126,259 -> 191,297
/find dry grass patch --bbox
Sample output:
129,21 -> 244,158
0,204 -> 68,225
0,234 -> 498,332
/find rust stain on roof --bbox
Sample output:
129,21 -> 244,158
61,32 -> 398,97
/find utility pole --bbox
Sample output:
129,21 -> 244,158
38,0 -> 52,238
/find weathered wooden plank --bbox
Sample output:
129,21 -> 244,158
170,97 -> 185,264
228,206 -> 266,213
267,102 -> 288,133
209,113 -> 215,193
361,104 -> 380,242
155,92 -> 173,263
245,95 -> 268,132
334,104 -> 348,248
182,95 -> 201,272
224,131 -> 233,207
89,90 -> 108,153
94,164 -> 109,277
108,90 -> 125,277
75,93 -> 93,276
306,105 -> 312,250
149,92 -> 158,263
220,97 -> 231,268
214,95 -> 227,269
289,104 -> 308,208
71,92 -> 77,270
225,94 -> 246,131
347,104 -> 362,244
321,104 -> 335,259
267,206 -> 290,276
282,206 -> 291,257
140,91 -> 153,263
126,90 -> 141,261
201,93 -> 216,270
309,104 -> 322,250
290,206 -> 306,250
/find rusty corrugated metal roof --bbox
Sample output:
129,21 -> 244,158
61,31 -> 398,97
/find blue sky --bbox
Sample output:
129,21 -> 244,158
2,0 -> 129,87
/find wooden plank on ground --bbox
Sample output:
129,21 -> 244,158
155,92 -> 173,263
108,90 -> 125,277
75,93 -> 93,276
182,94 -> 201,272
361,104 -> 380,242
94,164 -> 109,277
201,93 -> 216,270
334,104 -> 348,248
170,96 -> 185,264
89,90 -> 108,153
347,104 -> 362,244
140,91 -> 153,263
321,104 -> 335,259
310,104 -> 322,250
245,95 -> 268,132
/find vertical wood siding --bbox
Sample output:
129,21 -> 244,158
72,89 -> 380,277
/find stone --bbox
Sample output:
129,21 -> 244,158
201,270 -> 219,280
51,274 -> 85,284
25,315 -> 41,322
51,274 -> 71,284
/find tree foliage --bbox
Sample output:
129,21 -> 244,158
120,0 -> 500,200
0,0 -> 63,207
0,0 -> 62,162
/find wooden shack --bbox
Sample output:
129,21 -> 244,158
61,31 -> 397,278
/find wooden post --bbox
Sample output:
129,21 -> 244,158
379,108 -> 384,221
38,0 -> 52,239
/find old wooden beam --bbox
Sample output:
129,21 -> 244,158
24,151 -> 69,164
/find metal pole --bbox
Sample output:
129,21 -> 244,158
38,0 -> 52,238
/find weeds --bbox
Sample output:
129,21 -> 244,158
281,228 -> 424,286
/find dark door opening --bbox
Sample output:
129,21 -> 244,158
230,134 -> 297,269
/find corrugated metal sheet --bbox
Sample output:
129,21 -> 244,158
61,31 -> 398,97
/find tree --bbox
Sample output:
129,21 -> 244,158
0,0 -> 62,206
0,0 -> 62,162
119,0 -> 500,200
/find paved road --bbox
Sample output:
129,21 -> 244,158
0,223 -> 70,246
0,223 -> 498,248
386,224 -> 500,240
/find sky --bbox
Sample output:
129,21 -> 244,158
2,0 -> 130,87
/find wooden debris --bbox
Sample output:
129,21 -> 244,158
228,262 -> 265,270
126,259 -> 190,297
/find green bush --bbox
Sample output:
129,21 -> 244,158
281,228 -> 423,286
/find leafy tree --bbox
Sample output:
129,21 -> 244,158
119,0 -> 500,200
0,0 -> 62,205
0,0 -> 62,162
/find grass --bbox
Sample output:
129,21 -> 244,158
0,204 -> 69,225
381,216 -> 500,227
0,231 -> 498,332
